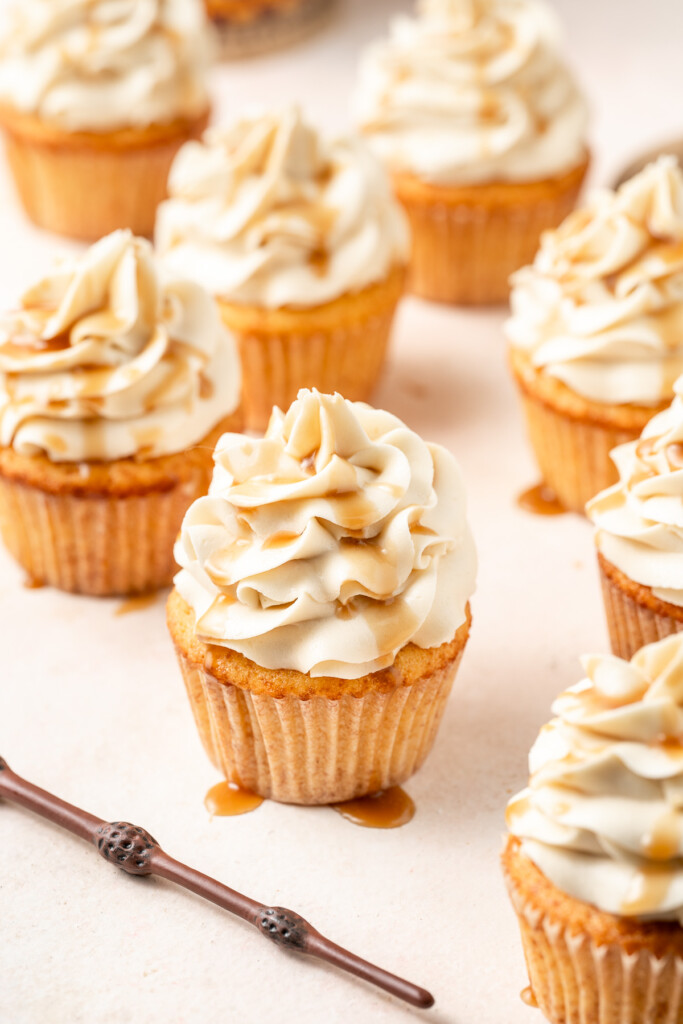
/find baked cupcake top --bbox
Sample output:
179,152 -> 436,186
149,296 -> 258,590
0,0 -> 210,132
507,157 -> 683,407
507,634 -> 683,920
354,0 -> 587,186
0,229 -> 240,463
587,377 -> 683,605
174,389 -> 476,678
155,107 -> 409,309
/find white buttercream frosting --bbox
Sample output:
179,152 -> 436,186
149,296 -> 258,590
0,230 -> 240,463
507,635 -> 683,921
587,377 -> 683,607
0,0 -> 210,132
155,107 -> 409,309
507,157 -> 683,407
174,389 -> 477,678
354,0 -> 587,186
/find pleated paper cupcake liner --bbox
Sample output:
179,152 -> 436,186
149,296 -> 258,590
394,163 -> 587,305
173,641 -> 466,805
0,111 -> 208,241
598,555 -> 683,661
517,390 -> 641,514
504,866 -> 683,1024
220,281 -> 402,432
0,466 -> 210,596
211,0 -> 336,58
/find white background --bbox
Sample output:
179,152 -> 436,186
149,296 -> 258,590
2,1 -> 683,1022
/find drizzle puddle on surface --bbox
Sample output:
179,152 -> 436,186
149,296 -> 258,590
115,592 -> 159,616
203,783 -> 416,828
520,986 -> 538,1008
517,482 -> 566,517
205,781 -> 265,817
23,576 -> 45,590
331,786 -> 415,829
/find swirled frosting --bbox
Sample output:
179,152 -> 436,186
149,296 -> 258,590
155,107 -> 409,309
354,0 -> 587,186
586,378 -> 683,606
0,230 -> 240,463
0,0 -> 210,132
507,157 -> 683,406
174,389 -> 477,678
507,635 -> 683,921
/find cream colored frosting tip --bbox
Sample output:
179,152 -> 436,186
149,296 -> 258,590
587,371 -> 683,606
0,0 -> 210,132
174,389 -> 477,679
507,633 -> 683,921
0,229 -> 240,463
355,0 -> 587,186
507,155 -> 683,406
155,106 -> 409,308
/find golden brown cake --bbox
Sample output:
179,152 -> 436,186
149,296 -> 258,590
504,637 -> 683,1024
355,0 -> 589,304
0,231 -> 242,596
0,0 -> 211,239
156,108 -> 408,431
168,390 -> 477,804
597,553 -> 683,661
509,347 -> 661,513
508,157 -> 683,512
205,0 -> 335,57
392,156 -> 589,305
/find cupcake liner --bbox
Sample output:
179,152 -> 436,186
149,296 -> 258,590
0,468 -> 210,596
172,638 -> 467,805
505,867 -> 683,1024
598,554 -> 683,661
0,109 -> 209,241
393,159 -> 588,305
211,0 -> 336,58
219,268 -> 404,432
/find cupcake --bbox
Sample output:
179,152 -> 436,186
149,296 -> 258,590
156,107 -> 409,432
205,0 -> 334,58
167,388 -> 476,804
0,0 -> 212,241
0,229 -> 241,596
508,157 -> 683,514
504,635 -> 683,1024
587,379 -> 683,660
355,0 -> 589,305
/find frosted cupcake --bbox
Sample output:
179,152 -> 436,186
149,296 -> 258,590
504,635 -> 683,1024
155,107 -> 409,431
205,0 -> 334,58
167,389 -> 476,804
0,230 -> 241,595
587,378 -> 683,660
508,157 -> 683,513
0,0 -> 211,240
355,0 -> 588,304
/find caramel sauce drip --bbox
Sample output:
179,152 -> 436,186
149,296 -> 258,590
517,483 -> 566,517
23,576 -> 45,590
115,593 -> 158,616
621,865 -> 675,917
205,781 -> 264,817
331,787 -> 415,829
263,531 -> 299,549
644,809 -> 680,861
520,986 -> 539,1008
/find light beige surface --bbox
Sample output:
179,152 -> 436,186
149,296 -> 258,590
2,1 -> 683,1022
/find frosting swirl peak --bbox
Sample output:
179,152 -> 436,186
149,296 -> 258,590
174,389 -> 476,678
587,375 -> 683,605
155,107 -> 409,309
0,0 -> 210,132
354,0 -> 587,185
507,635 -> 683,921
0,229 -> 240,463
507,156 -> 683,406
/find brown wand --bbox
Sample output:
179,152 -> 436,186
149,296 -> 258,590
0,756 -> 434,1010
